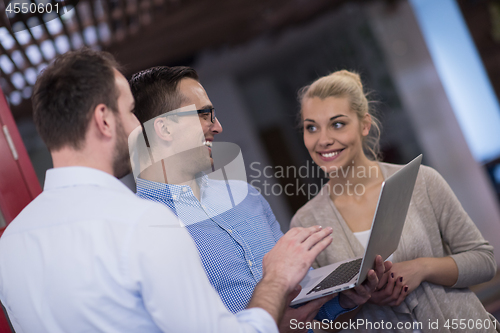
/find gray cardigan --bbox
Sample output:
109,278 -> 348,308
291,163 -> 498,333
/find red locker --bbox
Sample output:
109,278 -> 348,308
0,90 -> 42,228
0,88 -> 43,332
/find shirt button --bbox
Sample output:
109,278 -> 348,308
182,187 -> 188,192
172,195 -> 177,200
201,205 -> 206,209
228,229 -> 232,233
248,260 -> 252,266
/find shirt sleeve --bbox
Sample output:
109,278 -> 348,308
253,187 -> 284,242
422,166 -> 497,288
315,296 -> 355,321
126,203 -> 278,333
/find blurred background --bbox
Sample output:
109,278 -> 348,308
1,0 -> 500,322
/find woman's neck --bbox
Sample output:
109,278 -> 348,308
327,153 -> 383,199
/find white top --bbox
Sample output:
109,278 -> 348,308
353,229 -> 394,263
0,167 -> 277,333
353,229 -> 371,249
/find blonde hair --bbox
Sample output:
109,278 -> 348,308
298,70 -> 381,161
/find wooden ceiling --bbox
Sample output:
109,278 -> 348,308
0,0 -> 359,119
106,0 -> 358,74
2,0 -> 500,120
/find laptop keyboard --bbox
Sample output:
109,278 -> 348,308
307,258 -> 363,295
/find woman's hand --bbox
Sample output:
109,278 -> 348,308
397,257 -> 459,288
368,258 -> 426,307
340,255 -> 386,308
389,259 -> 426,295
368,270 -> 409,306
369,256 -> 459,308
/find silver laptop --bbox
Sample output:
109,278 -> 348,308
290,154 -> 422,306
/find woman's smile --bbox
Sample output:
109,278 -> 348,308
316,148 -> 345,161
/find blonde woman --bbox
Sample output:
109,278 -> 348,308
291,70 -> 498,332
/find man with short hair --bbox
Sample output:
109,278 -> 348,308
129,66 -> 385,332
0,48 -> 338,333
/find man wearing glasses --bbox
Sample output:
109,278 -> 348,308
0,50 -> 340,333
129,66 -> 385,332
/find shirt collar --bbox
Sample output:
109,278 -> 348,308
136,173 -> 210,201
44,166 -> 131,193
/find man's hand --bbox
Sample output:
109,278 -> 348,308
279,286 -> 335,333
338,255 -> 386,309
248,226 -> 333,325
263,226 -> 333,293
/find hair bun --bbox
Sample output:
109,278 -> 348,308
331,70 -> 363,90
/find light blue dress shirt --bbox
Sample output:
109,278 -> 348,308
136,175 -> 349,330
0,167 -> 277,333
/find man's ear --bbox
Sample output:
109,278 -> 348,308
361,113 -> 372,137
93,103 -> 114,138
153,118 -> 172,141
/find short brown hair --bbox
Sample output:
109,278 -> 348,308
32,47 -> 120,151
129,66 -> 199,124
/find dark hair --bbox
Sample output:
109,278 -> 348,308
129,66 -> 199,124
32,47 -> 120,151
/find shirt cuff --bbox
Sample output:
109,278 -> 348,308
236,307 -> 278,333
315,296 -> 357,321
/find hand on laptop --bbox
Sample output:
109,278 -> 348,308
279,285 -> 335,333
338,255 -> 387,309
248,226 -> 333,324
263,226 -> 333,292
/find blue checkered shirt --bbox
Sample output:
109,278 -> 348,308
136,175 -> 349,327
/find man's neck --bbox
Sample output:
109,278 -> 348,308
182,178 -> 201,201
51,147 -> 114,176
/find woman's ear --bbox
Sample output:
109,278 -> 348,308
361,113 -> 372,137
154,118 -> 172,141
93,103 -> 114,138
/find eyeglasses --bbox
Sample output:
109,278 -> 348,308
166,107 -> 216,123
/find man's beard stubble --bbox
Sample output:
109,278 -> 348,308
112,118 -> 132,179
